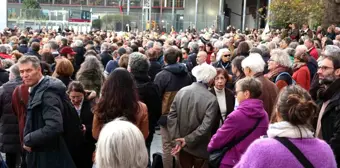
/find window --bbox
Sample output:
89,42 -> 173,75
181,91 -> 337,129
71,0 -> 87,5
88,0 -> 105,6
166,0 -> 183,7
54,0 -> 70,4
107,0 -> 119,6
38,0 -> 52,4
8,0 -> 20,3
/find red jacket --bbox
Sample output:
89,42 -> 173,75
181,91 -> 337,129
293,65 -> 310,91
0,53 -> 11,59
309,47 -> 319,60
11,84 -> 29,144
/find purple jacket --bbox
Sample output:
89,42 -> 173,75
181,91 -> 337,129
208,99 -> 269,168
235,138 -> 337,168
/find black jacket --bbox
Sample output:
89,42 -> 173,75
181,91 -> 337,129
18,45 -> 29,54
26,50 -> 41,60
154,63 -> 193,115
0,78 -> 22,153
210,87 -> 235,135
100,51 -> 112,68
57,76 -> 72,88
0,69 -> 9,87
319,79 -> 340,165
187,52 -> 197,71
73,46 -> 86,73
73,99 -> 96,168
149,60 -> 162,82
133,72 -> 162,133
213,60 -> 232,74
23,76 -> 76,168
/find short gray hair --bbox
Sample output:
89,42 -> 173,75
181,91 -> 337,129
241,53 -> 265,73
257,44 -> 270,58
101,42 -> 110,52
17,56 -> 41,69
192,64 -> 217,83
188,42 -> 199,52
2,59 -> 14,69
0,45 -> 7,53
96,118 -> 148,168
289,42 -> 299,49
9,64 -> 20,78
324,45 -> 340,58
48,40 -> 59,50
295,45 -> 308,57
74,40 -> 83,47
128,52 -> 150,73
270,49 -> 292,67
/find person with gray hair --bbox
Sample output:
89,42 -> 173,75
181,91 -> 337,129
265,49 -> 294,90
0,63 -> 23,168
288,41 -> 299,49
242,53 -> 279,117
96,119 -> 148,168
100,42 -> 113,68
0,59 -> 9,86
0,45 -> 11,59
168,64 -> 219,168
128,52 -> 162,167
17,56 -> 76,168
187,42 -> 199,69
48,40 -> 60,57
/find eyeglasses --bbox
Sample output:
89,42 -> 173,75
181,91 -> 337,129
318,66 -> 334,71
224,54 -> 231,57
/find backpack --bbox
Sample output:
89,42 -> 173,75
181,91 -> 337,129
275,72 -> 296,85
56,95 -> 84,160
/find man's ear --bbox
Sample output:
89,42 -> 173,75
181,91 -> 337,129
335,68 -> 340,77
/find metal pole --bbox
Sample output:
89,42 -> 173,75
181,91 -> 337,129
127,0 -> 130,15
218,0 -> 224,32
160,0 -> 163,27
242,0 -> 246,31
255,0 -> 260,29
194,0 -> 198,29
219,0 -> 223,15
172,0 -> 175,28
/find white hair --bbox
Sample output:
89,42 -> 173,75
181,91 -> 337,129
192,64 -> 217,83
96,118 -> 148,168
270,49 -> 292,67
43,43 -> 51,49
74,40 -> 83,47
295,45 -> 308,56
241,53 -> 265,73
213,40 -> 224,50
216,48 -> 230,62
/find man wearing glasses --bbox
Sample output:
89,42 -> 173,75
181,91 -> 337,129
315,45 -> 340,166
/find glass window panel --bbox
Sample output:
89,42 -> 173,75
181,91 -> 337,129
88,0 -> 104,6
71,0 -> 87,5
8,0 -> 20,3
37,0 -> 52,4
130,0 -> 141,6
55,0 -> 70,4
107,0 -> 119,6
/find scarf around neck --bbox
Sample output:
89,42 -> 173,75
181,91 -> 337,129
265,66 -> 290,81
267,121 -> 314,138
292,62 -> 306,71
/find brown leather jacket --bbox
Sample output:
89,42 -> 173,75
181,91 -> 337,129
92,102 -> 149,140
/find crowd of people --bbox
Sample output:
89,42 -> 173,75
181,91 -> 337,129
0,23 -> 339,168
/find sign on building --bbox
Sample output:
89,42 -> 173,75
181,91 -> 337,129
69,10 -> 91,22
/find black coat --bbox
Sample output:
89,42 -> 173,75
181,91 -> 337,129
0,78 -> 22,153
100,51 -> 112,68
73,46 -> 86,73
73,99 -> 95,168
319,80 -> 340,165
210,88 -> 235,135
187,52 -> 197,71
133,72 -> 162,134
0,69 -> 9,87
23,76 -> 76,168
212,61 -> 232,74
18,45 -> 29,54
57,76 -> 73,88
148,60 -> 162,82
26,50 -> 41,60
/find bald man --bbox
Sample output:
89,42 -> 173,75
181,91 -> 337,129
196,51 -> 208,65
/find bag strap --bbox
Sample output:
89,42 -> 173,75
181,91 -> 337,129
275,137 -> 314,168
226,118 -> 261,149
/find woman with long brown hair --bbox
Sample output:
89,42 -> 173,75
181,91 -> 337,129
92,68 -> 148,140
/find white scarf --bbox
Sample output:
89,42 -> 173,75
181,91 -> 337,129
267,121 -> 314,138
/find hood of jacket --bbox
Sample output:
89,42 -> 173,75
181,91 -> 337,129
164,63 -> 188,76
236,99 -> 266,119
30,76 -> 66,107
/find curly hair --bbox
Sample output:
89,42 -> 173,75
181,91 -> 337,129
76,55 -> 105,94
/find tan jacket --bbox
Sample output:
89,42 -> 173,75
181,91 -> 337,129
92,102 -> 149,140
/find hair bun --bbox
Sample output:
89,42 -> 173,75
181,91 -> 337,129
286,94 -> 316,126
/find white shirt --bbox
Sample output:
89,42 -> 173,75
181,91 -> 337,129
28,76 -> 45,93
214,87 -> 227,120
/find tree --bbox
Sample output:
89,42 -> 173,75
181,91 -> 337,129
22,0 -> 41,20
269,0 -> 324,28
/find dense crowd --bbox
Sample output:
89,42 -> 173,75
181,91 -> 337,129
0,23 -> 340,168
